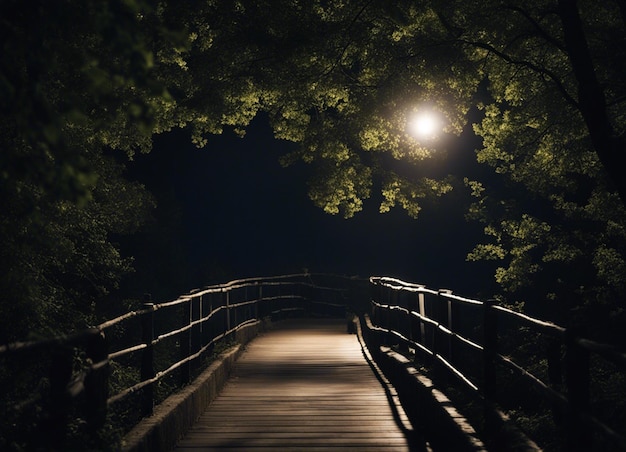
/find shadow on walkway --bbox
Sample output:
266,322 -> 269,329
172,318 -> 429,451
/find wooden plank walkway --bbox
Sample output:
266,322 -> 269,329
172,318 -> 417,451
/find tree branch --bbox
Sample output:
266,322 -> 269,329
557,0 -> 626,204
459,39 -> 579,110
504,5 -> 566,52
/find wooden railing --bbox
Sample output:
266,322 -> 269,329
9,272 -> 623,450
368,276 -> 626,451
0,273 -> 357,450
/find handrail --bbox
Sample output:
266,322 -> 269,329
0,327 -> 101,354
369,276 -> 626,451
10,272 -> 623,450
1,272 -> 358,450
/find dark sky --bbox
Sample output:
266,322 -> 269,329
128,114 -> 496,298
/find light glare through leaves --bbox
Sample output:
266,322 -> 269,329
408,111 -> 440,139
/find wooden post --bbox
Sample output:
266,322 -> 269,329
369,281 -> 378,327
191,295 -> 201,373
389,289 -> 397,346
180,296 -> 192,386
140,298 -> 155,417
199,294 -> 204,347
447,295 -> 454,359
225,290 -> 231,331
419,292 -> 430,352
418,292 -> 426,345
84,330 -> 108,430
400,290 -> 410,353
46,345 -> 73,448
207,292 -> 214,345
565,327 -> 592,451
408,293 -> 418,347
232,289 -> 238,328
256,282 -> 261,319
482,298 -> 498,438
201,292 -> 213,357
400,290 -> 407,346
546,337 -> 563,427
382,288 -> 391,346
435,289 -> 453,359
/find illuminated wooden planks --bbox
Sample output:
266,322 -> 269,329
172,319 -> 412,450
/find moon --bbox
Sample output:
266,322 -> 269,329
408,111 -> 440,139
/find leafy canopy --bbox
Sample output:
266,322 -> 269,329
3,0 -> 626,339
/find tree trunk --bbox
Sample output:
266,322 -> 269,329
558,0 -> 626,206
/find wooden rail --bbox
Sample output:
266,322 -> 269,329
369,276 -> 626,451
0,273 -> 357,450
6,273 -> 624,450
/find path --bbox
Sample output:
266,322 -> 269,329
172,318 -> 416,451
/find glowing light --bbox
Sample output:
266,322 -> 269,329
408,111 -> 441,139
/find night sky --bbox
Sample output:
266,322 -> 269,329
128,113 -> 496,298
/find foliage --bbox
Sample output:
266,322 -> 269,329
161,0 -> 481,219
178,0 -> 626,328
158,0 -> 626,327
2,0 -> 626,347
0,0 -> 186,339
440,0 -> 626,325
3,1 -> 626,449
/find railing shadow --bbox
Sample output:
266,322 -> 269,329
367,276 -> 626,451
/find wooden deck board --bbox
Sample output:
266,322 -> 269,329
171,318 -> 414,450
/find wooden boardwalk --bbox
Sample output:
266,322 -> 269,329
172,318 -> 417,451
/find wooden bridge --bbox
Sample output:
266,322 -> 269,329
2,274 -> 626,451
173,318 -> 416,451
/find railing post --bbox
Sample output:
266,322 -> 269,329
483,298 -> 498,438
225,290 -> 231,331
388,289 -> 398,346
46,345 -> 73,448
382,288 -> 392,346
199,294 -> 204,348
446,292 -> 454,359
418,292 -> 426,347
232,288 -> 238,327
410,290 -> 427,365
565,327 -> 592,451
205,292 -> 215,354
84,330 -> 109,431
398,290 -> 410,354
546,336 -> 563,427
376,282 -> 382,326
370,281 -> 384,350
181,296 -> 192,386
256,282 -> 261,319
369,281 -> 377,326
247,284 -> 253,322
408,292 -> 418,347
191,295 -> 201,372
256,281 -> 265,320
435,289 -> 452,359
141,296 -> 155,417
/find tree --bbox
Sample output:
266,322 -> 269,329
130,0 -> 623,326
148,1 -> 480,219
427,0 -> 626,324
0,0 -> 183,339
3,0 -> 625,339
181,0 -> 626,325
